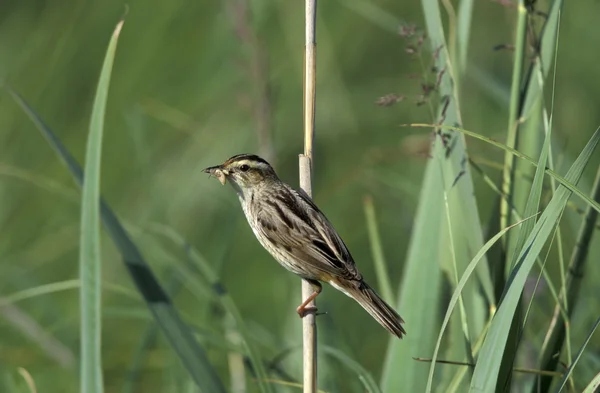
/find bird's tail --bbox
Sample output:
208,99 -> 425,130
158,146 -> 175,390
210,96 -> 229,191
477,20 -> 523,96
346,280 -> 406,338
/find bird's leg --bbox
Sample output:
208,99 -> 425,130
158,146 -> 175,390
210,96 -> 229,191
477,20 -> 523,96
297,279 -> 322,318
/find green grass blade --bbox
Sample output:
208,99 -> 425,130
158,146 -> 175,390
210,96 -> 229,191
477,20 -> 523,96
380,161 -> 442,392
582,370 -> 600,393
321,346 -> 381,393
147,224 -> 274,393
553,315 -> 600,392
456,0 -> 474,74
469,127 -> 600,392
3,280 -> 138,304
426,217 -> 532,393
122,269 -> 182,393
7,94 -> 226,392
500,0 -> 528,237
79,18 -> 124,393
363,196 -> 394,304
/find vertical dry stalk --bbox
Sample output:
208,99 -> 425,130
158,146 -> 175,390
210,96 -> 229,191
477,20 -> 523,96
300,1 -> 318,393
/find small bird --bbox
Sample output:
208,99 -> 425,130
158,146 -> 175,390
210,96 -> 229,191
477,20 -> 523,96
203,154 -> 406,338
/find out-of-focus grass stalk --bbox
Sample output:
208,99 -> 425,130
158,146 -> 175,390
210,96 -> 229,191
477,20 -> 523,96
17,368 -> 36,393
146,224 -> 273,393
500,1 -> 528,252
225,0 -> 275,164
456,0 -> 474,75
300,1 -> 318,393
0,298 -> 75,368
363,196 -> 393,304
122,269 -> 181,393
79,18 -> 124,393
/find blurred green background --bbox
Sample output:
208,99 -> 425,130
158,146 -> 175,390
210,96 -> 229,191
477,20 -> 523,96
1,0 -> 599,392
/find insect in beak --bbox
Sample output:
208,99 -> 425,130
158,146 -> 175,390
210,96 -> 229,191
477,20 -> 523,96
203,166 -> 229,185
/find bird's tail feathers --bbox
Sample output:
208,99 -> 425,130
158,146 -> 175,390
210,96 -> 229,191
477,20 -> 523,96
347,280 -> 406,339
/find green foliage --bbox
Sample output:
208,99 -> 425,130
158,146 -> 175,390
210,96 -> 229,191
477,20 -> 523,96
1,1 -> 599,392
79,16 -> 123,393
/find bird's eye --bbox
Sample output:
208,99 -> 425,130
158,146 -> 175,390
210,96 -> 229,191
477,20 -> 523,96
239,164 -> 250,172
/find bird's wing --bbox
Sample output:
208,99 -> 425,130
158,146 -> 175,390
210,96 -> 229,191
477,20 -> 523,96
256,187 -> 361,281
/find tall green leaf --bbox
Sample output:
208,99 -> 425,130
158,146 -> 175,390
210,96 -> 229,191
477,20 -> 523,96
381,0 -> 494,390
79,19 -> 125,393
380,161 -> 443,391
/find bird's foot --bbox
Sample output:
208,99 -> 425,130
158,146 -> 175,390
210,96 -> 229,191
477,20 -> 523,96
296,304 -> 318,318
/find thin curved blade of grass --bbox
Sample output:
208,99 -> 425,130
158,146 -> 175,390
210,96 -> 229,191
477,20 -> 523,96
0,299 -> 75,368
0,164 -> 79,201
146,223 -> 274,393
469,127 -> 600,392
16,368 -> 36,393
408,123 -> 600,215
363,196 -> 394,304
426,216 -> 533,393
582,370 -> 600,393
79,18 -> 124,393
3,280 -> 138,304
334,0 -> 403,34
322,346 -> 382,393
553,315 -> 600,392
7,96 -> 226,392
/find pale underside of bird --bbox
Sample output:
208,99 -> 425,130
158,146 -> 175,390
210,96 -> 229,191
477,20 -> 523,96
204,153 -> 406,338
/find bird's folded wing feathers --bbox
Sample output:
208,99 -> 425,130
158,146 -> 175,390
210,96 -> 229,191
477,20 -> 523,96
257,187 -> 361,281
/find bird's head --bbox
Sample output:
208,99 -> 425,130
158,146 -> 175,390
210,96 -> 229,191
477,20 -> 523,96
203,154 -> 278,193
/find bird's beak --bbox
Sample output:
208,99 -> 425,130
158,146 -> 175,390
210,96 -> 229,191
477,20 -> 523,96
203,165 -> 229,185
